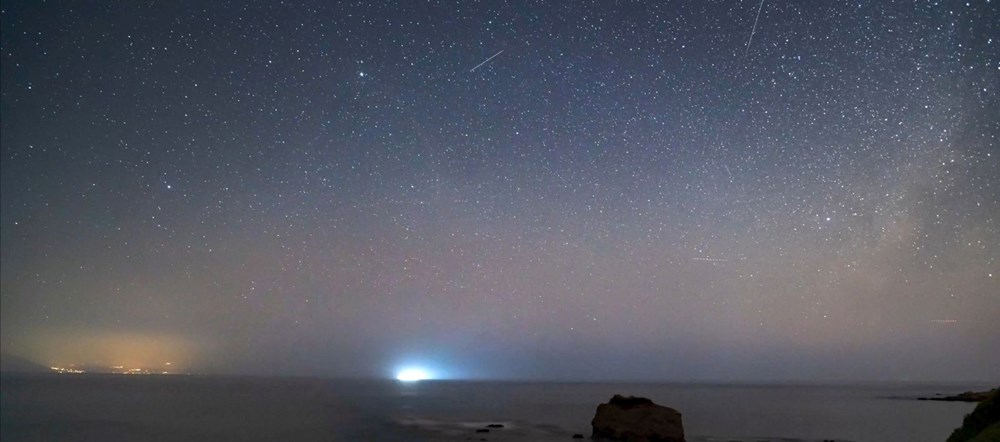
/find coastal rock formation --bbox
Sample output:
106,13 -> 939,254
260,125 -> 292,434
920,389 -> 997,402
591,395 -> 685,442
947,388 -> 999,442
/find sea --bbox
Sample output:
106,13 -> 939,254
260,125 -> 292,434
0,374 -> 990,442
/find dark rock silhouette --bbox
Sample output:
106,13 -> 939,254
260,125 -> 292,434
591,394 -> 685,442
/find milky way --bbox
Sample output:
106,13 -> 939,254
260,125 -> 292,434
2,1 -> 997,381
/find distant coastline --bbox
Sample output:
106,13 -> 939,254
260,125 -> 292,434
919,389 -> 998,403
0,354 -> 48,374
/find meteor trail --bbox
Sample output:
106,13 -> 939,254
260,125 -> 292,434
469,50 -> 504,72
744,0 -> 765,57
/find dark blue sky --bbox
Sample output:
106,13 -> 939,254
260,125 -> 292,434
2,1 -> 997,381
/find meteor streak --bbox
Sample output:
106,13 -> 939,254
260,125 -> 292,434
744,0 -> 765,57
469,50 -> 504,72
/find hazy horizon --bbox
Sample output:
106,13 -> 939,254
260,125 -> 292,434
3,353 -> 998,385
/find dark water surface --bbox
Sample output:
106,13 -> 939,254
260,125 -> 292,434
0,374 -> 987,441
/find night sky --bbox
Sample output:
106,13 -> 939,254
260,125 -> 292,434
1,1 -> 997,381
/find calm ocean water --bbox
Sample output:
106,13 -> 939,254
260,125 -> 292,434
0,374 -> 989,442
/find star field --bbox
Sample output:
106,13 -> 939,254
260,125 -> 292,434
1,1 -> 997,380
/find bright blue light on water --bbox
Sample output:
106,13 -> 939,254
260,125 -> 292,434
396,367 -> 432,381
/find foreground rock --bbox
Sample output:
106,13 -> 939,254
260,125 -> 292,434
591,395 -> 685,442
947,388 -> 999,442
